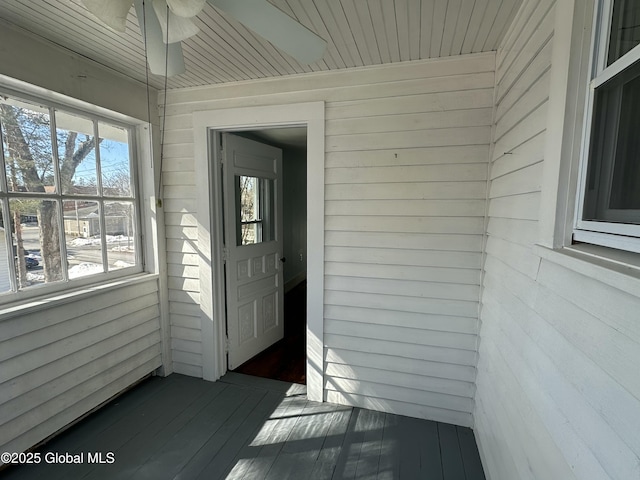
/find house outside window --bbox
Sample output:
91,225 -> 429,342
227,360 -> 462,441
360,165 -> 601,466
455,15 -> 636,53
0,91 -> 141,298
575,0 -> 640,252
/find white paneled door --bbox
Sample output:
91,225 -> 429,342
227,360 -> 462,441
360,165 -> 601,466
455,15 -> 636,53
223,133 -> 284,370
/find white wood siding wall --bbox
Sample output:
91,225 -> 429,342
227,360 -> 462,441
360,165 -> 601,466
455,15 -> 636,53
0,277 -> 162,457
0,27 -> 165,459
475,0 -> 640,479
163,53 -> 494,427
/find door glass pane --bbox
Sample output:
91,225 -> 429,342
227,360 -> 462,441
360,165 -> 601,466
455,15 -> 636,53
64,200 -> 104,278
608,0 -> 640,65
105,201 -> 136,270
9,198 -> 62,288
0,98 -> 55,193
99,123 -> 132,197
56,111 -> 98,195
236,175 -> 275,246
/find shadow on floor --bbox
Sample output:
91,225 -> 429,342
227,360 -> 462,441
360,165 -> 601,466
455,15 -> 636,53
1,373 -> 486,480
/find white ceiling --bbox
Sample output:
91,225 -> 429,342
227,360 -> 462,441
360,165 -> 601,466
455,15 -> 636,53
0,0 -> 522,90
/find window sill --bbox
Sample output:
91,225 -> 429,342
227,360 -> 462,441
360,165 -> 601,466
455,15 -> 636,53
533,243 -> 640,297
0,273 -> 159,321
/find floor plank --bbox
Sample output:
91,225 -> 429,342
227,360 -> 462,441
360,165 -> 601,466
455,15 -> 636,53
457,426 -> 487,480
1,373 -> 487,480
439,423 -> 466,480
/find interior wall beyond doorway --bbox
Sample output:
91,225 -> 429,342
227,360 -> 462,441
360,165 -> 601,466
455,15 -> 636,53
282,148 -> 307,291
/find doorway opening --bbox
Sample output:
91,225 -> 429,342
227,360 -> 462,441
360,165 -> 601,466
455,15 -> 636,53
222,128 -> 308,384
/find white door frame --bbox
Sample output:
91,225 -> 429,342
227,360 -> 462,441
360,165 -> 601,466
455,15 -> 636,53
193,102 -> 325,402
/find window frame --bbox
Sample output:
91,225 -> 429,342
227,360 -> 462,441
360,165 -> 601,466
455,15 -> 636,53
0,86 -> 144,303
574,0 -> 640,253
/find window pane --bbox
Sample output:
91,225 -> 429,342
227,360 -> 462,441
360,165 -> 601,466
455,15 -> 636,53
239,176 -> 258,222
56,111 -> 98,195
0,206 -> 11,293
235,176 -> 275,246
609,74 -> 640,210
584,60 -> 640,223
105,201 -> 136,270
64,200 -> 104,279
608,0 -> 640,65
241,223 -> 260,246
10,198 -> 61,288
0,98 -> 55,193
99,123 -> 132,197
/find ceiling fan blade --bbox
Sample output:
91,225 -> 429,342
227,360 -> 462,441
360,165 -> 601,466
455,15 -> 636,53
134,0 -> 186,77
207,0 -> 327,64
166,0 -> 207,18
153,0 -> 200,43
82,0 -> 134,32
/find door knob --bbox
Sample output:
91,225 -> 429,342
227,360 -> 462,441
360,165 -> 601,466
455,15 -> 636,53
280,257 -> 286,263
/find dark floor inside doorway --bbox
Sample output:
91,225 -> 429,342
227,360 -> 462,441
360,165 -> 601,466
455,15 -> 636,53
234,281 -> 306,384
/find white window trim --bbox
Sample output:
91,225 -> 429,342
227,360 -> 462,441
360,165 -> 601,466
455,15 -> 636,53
573,0 -> 640,251
0,81 -> 148,305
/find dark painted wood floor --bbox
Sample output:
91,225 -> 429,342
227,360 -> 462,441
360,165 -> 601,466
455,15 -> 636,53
2,373 -> 486,480
235,281 -> 307,384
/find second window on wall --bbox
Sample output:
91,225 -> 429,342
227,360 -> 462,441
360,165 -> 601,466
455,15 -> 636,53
576,0 -> 640,251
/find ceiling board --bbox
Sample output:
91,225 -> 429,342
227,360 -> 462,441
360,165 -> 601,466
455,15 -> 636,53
0,0 -> 522,90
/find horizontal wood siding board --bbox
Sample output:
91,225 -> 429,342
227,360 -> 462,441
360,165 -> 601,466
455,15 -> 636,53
324,262 -> 481,285
326,108 -> 494,135
171,349 -> 204,366
325,348 -> 477,383
487,192 -> 541,221
172,362 -> 203,377
325,334 -> 477,366
325,146 -> 490,168
325,275 -> 480,301
486,217 -> 539,247
325,247 -> 483,269
326,164 -> 488,184
324,318 -> 478,351
170,325 -> 202,343
324,305 -> 479,334
171,337 -> 203,355
325,291 -> 479,318
326,126 -> 491,152
325,215 -> 485,235
490,131 -> 546,181
325,182 -> 488,201
325,231 -> 484,252
326,89 -> 495,119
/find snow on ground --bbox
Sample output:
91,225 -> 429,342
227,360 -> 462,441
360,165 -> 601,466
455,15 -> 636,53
111,245 -> 134,252
68,263 -> 103,278
70,235 -> 134,247
27,272 -> 45,283
113,260 -> 134,268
